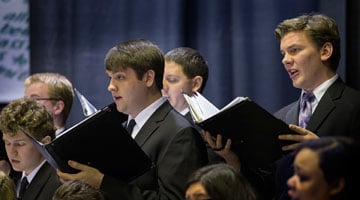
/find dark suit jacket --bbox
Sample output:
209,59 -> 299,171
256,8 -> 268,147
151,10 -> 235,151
22,162 -> 61,200
272,78 -> 360,200
184,111 -> 225,165
100,100 -> 208,200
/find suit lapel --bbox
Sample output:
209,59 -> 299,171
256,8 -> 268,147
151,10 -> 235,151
24,163 -> 52,199
135,101 -> 171,146
307,79 -> 345,132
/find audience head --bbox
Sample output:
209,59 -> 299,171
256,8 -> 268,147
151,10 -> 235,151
287,136 -> 360,200
274,13 -> 340,72
162,47 -> 209,113
0,98 -> 55,174
24,72 -> 74,129
52,180 -> 106,200
0,171 -> 17,200
185,163 -> 257,200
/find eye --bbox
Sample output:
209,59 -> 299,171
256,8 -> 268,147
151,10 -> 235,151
115,74 -> 125,80
299,174 -> 310,182
166,76 -> 179,83
14,141 -> 27,147
289,47 -> 301,55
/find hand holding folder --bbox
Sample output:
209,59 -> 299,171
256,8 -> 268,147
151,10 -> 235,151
183,92 -> 296,169
20,103 -> 153,183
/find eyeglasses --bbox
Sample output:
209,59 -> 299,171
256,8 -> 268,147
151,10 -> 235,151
29,97 -> 61,101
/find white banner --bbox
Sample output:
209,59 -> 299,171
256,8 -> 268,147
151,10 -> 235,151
0,0 -> 29,102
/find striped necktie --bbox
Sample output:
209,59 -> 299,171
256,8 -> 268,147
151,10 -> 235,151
299,92 -> 315,128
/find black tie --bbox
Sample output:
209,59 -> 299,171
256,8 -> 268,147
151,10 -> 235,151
126,119 -> 136,135
18,177 -> 29,199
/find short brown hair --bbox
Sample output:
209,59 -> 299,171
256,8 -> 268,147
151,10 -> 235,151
104,39 -> 164,90
0,98 -> 55,140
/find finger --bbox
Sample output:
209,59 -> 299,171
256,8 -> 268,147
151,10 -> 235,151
281,142 -> 300,151
278,134 -> 303,142
223,139 -> 232,151
204,132 -> 216,147
289,124 -> 309,135
216,134 -> 222,149
68,160 -> 87,171
56,168 -> 75,182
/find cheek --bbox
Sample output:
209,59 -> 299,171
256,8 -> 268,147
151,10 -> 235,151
21,145 -> 39,157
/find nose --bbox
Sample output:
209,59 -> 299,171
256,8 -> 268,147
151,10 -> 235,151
107,78 -> 116,92
282,53 -> 292,66
162,79 -> 168,89
287,174 -> 296,188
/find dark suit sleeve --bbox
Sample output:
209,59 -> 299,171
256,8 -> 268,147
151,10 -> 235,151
155,127 -> 208,199
100,126 -> 208,200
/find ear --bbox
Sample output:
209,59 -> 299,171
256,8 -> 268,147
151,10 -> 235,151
53,100 -> 65,115
41,135 -> 52,144
329,177 -> 345,196
320,42 -> 333,62
191,76 -> 203,93
143,70 -> 155,87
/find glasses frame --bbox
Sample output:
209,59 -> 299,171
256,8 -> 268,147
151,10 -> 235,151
30,97 -> 61,101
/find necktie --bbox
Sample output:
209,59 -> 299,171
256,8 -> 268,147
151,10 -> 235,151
18,177 -> 29,199
126,119 -> 136,135
299,92 -> 315,128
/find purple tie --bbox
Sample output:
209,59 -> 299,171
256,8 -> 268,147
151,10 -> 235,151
299,92 -> 315,128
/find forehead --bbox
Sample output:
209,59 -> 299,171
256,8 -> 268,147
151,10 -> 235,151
280,31 -> 312,49
164,61 -> 186,76
24,82 -> 49,97
106,66 -> 134,74
295,148 -> 321,173
186,182 -> 208,196
2,130 -> 27,140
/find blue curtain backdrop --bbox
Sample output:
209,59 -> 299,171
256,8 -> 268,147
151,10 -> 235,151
29,0 -> 351,126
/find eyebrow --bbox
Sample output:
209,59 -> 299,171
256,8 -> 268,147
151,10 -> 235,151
193,193 -> 210,198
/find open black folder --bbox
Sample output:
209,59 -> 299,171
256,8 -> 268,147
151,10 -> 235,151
183,92 -> 296,169
20,103 -> 153,183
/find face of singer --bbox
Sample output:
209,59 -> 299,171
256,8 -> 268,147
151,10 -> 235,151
280,31 -> 333,92
106,68 -> 152,118
287,148 -> 340,200
2,131 -> 45,176
24,82 -> 58,116
162,61 -> 200,113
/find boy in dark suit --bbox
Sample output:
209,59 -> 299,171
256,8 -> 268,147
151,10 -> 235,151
0,98 -> 61,200
272,13 -> 360,200
204,13 -> 360,200
56,39 -> 208,200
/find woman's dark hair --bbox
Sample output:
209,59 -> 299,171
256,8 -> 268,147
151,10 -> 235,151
186,163 -> 257,200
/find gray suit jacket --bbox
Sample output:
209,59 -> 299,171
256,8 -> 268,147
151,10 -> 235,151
101,100 -> 208,200
272,78 -> 360,200
22,162 -> 61,200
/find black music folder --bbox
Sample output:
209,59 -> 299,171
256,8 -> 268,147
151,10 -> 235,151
183,92 -> 295,169
20,103 -> 153,183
